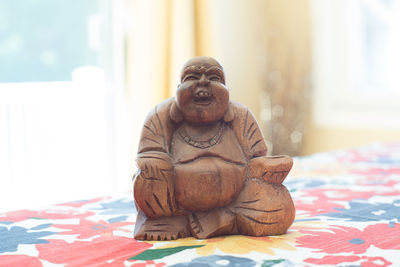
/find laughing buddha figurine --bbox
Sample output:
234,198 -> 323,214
133,57 -> 295,241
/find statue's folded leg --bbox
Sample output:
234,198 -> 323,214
188,208 -> 237,239
229,178 -> 295,236
188,178 -> 295,239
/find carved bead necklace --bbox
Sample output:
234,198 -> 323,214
179,123 -> 225,149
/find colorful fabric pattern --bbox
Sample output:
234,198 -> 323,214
1,143 -> 399,266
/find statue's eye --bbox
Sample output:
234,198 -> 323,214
209,75 -> 221,82
183,75 -> 198,82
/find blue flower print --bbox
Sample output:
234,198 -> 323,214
171,255 -> 256,267
93,199 -> 135,215
324,199 -> 400,222
0,225 -> 55,253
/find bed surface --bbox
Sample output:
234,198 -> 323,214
1,144 -> 399,266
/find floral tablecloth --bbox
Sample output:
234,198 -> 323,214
1,144 -> 400,266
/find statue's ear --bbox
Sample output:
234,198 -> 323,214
170,100 -> 183,123
223,103 -> 235,122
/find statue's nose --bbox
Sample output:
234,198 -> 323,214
199,74 -> 209,85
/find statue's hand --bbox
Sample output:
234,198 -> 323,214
136,152 -> 173,182
134,152 -> 177,218
247,156 -> 293,184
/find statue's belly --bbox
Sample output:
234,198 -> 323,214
174,157 -> 246,211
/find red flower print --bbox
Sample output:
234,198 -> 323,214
1,210 -> 94,223
53,218 -> 131,239
304,255 -> 391,267
304,255 -> 360,265
0,255 -> 42,267
298,225 -> 368,254
361,256 -> 392,267
297,223 -> 400,254
36,236 -> 152,266
362,223 -> 400,250
296,188 -> 374,216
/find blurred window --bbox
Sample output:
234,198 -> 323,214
0,0 -> 110,82
311,0 -> 400,129
349,0 -> 400,94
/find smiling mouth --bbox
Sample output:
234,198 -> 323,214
193,90 -> 213,105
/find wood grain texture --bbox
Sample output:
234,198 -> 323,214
133,57 -> 295,240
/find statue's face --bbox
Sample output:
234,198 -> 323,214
176,57 -> 229,124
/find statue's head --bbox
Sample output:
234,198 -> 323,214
175,57 -> 229,124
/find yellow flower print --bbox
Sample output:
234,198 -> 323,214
154,230 -> 299,256
151,217 -> 321,256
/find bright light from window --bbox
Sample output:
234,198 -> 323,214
0,0 -> 127,212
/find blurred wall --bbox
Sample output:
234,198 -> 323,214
197,0 -> 311,156
303,127 -> 400,155
125,0 -> 311,161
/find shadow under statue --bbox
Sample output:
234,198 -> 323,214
133,57 -> 295,240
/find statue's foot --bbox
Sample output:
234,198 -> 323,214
134,212 -> 190,241
189,208 -> 237,239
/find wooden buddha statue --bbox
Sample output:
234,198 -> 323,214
133,56 -> 295,241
